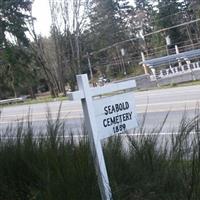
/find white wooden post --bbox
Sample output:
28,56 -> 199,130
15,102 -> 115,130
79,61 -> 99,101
141,52 -> 148,74
77,74 -> 112,200
69,74 -> 137,200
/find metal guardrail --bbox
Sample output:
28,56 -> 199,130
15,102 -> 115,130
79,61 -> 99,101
0,97 -> 26,105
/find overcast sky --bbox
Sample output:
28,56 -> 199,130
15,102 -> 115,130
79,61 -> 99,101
32,0 -> 135,37
32,0 -> 51,36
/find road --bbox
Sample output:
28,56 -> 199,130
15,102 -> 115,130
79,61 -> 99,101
0,85 -> 200,134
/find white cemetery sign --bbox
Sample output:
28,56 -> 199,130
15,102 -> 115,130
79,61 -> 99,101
69,74 -> 137,200
94,92 -> 137,139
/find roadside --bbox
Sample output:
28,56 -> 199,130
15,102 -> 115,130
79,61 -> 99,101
156,79 -> 200,89
0,94 -> 68,108
0,78 -> 200,108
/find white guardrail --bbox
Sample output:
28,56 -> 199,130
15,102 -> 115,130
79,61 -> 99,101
0,97 -> 26,105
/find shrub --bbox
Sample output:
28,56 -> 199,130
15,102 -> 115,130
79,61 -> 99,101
0,111 -> 200,200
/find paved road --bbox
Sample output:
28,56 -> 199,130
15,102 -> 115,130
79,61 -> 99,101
0,85 -> 200,134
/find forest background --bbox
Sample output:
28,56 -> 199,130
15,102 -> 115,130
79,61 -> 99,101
0,0 -> 200,99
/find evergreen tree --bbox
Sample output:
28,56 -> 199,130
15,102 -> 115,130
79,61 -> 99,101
182,0 -> 200,40
135,0 -> 151,11
88,0 -> 132,50
0,0 -> 35,98
0,0 -> 33,47
154,0 -> 183,45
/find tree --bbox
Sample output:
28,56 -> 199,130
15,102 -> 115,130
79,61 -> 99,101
47,0 -> 90,91
0,45 -> 38,99
154,0 -> 183,45
181,0 -> 200,42
88,0 -> 132,50
129,0 -> 154,56
27,3 -> 62,97
28,33 -> 60,97
0,0 -> 37,99
85,0 -> 135,77
0,0 -> 32,47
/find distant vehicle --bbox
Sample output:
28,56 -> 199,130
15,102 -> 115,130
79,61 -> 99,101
98,76 -> 110,86
37,84 -> 49,93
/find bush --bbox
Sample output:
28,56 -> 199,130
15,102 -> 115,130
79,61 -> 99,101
0,111 -> 200,200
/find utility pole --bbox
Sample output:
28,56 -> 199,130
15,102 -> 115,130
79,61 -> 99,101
141,52 -> 148,74
120,48 -> 127,76
87,52 -> 93,81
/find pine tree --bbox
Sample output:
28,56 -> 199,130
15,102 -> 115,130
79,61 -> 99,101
0,0 -> 32,47
135,0 -> 151,11
154,0 -> 183,44
132,0 -> 154,37
182,0 -> 200,40
0,0 -> 34,98
88,0 -> 132,50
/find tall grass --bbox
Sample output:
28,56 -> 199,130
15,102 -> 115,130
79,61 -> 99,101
0,119 -> 100,200
0,110 -> 200,200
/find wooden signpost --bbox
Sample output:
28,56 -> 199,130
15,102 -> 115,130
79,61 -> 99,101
69,74 -> 137,200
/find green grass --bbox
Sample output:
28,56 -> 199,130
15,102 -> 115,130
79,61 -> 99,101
159,80 -> 200,89
0,95 -> 68,109
136,80 -> 200,92
0,111 -> 200,199
24,95 -> 68,104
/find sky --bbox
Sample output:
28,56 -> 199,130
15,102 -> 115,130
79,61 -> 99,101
32,0 -> 51,37
32,0 -> 135,37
